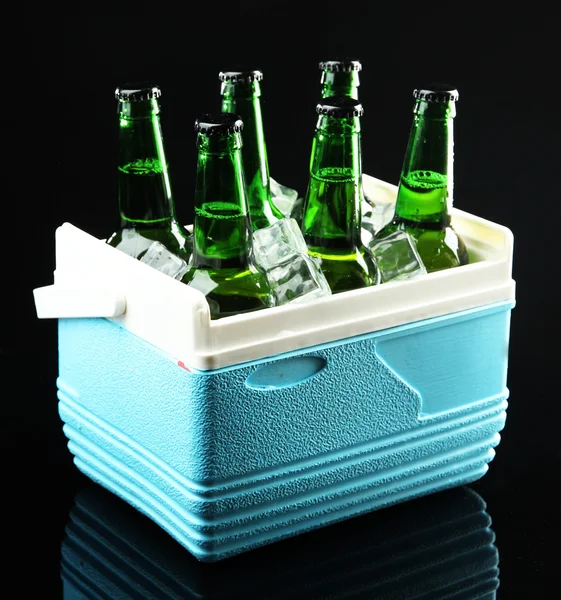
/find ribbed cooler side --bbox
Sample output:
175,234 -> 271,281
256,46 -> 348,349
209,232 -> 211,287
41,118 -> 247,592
57,300 -> 513,561
60,484 -> 499,598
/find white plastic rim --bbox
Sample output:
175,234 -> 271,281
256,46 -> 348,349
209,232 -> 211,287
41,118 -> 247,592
33,176 -> 516,371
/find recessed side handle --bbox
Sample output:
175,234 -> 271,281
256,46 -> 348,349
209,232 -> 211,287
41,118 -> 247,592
246,356 -> 327,391
33,285 -> 126,319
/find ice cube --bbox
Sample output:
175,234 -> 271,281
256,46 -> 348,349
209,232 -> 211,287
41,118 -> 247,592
252,217 -> 309,269
368,230 -> 427,284
361,196 -> 396,247
110,228 -> 155,259
270,176 -> 302,221
252,218 -> 331,305
263,254 -> 332,305
288,196 -> 305,225
139,241 -> 190,280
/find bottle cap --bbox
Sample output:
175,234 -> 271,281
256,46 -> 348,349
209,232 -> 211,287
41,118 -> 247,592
115,84 -> 161,101
414,84 -> 459,102
194,113 -> 244,135
319,59 -> 362,72
219,70 -> 263,83
316,96 -> 364,118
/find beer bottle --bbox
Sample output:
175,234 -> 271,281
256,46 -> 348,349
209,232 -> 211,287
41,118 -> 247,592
372,84 -> 469,272
181,114 -> 275,319
106,84 -> 192,262
318,58 -> 381,244
319,59 -> 361,100
219,69 -> 284,231
301,96 -> 380,294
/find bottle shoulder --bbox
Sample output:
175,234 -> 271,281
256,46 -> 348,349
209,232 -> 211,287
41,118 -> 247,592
106,225 -> 192,260
181,263 -> 274,319
373,220 -> 469,273
307,245 -> 380,293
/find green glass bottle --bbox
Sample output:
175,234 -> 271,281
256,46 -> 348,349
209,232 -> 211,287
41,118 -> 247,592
301,96 -> 380,294
106,84 -> 192,262
373,84 -> 469,273
219,69 -> 284,231
318,58 -> 380,245
181,113 -> 274,320
319,59 -> 361,100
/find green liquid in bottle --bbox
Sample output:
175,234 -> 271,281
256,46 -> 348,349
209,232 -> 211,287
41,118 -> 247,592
108,161 -> 192,260
304,169 -> 379,293
378,170 -> 468,272
397,170 -> 449,222
182,199 -> 273,319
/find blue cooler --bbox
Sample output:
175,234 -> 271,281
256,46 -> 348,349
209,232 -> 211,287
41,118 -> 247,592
33,176 -> 516,562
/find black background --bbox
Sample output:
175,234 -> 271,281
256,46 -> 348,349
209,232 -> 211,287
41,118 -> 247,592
3,3 -> 559,597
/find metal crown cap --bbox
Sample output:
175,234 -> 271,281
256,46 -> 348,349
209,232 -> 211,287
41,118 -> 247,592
414,83 -> 459,102
316,96 -> 364,118
319,59 -> 362,72
194,113 -> 244,135
219,70 -> 263,83
115,84 -> 161,101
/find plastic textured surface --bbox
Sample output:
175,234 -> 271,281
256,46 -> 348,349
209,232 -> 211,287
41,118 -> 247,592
57,299 -> 512,561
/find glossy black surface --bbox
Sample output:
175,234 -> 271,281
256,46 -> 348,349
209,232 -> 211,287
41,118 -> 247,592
5,4 -> 559,597
61,483 -> 499,598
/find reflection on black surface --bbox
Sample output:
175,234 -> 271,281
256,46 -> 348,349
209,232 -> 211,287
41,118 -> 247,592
60,483 -> 499,599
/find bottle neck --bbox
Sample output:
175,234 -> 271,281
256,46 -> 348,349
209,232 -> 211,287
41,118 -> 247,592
191,132 -> 253,270
117,98 -> 175,229
302,115 -> 363,250
394,100 -> 456,226
321,71 -> 360,100
220,81 -> 276,226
